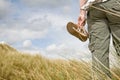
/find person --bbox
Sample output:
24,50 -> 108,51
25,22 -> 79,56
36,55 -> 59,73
78,0 -> 120,80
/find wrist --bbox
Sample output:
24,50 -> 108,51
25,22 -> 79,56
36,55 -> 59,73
79,10 -> 87,19
80,10 -> 86,15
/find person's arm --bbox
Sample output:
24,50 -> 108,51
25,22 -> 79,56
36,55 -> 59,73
78,0 -> 87,27
80,0 -> 87,9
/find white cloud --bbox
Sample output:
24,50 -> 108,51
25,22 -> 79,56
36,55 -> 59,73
0,0 -> 75,44
46,44 -> 66,52
20,49 -> 40,55
0,11 -> 73,44
0,26 -> 48,43
18,40 -> 42,54
0,0 -> 12,19
63,6 -> 71,13
47,14 -> 69,28
0,41 -> 6,44
20,0 -> 72,7
27,13 -> 72,30
45,43 -> 91,60
46,44 -> 56,51
23,40 -> 32,48
46,43 -> 67,55
0,14 -> 51,43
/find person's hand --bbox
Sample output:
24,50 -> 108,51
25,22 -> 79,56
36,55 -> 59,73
78,10 -> 86,28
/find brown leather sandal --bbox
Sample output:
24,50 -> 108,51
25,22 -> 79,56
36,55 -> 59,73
66,22 -> 89,42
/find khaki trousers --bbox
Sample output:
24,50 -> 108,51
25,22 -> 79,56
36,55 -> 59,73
87,0 -> 120,79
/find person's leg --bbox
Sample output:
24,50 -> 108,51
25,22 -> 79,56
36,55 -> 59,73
87,5 -> 111,80
112,29 -> 120,56
105,0 -> 120,57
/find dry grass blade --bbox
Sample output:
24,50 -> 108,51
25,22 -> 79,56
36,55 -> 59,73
0,44 -> 120,80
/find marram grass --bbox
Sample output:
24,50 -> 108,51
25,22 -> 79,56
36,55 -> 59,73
0,43 -> 120,80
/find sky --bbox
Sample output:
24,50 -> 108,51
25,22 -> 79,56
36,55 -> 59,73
0,0 -> 91,60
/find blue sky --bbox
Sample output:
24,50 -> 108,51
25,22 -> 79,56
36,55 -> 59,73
0,0 -> 91,60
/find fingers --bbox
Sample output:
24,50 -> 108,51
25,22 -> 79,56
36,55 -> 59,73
78,16 -> 86,27
81,19 -> 86,26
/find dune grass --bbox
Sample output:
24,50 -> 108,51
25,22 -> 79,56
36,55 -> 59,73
0,43 -> 120,80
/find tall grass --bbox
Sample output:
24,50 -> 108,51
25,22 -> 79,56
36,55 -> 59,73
0,43 -> 120,80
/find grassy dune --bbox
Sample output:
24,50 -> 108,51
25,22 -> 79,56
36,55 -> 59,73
0,43 -> 120,80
